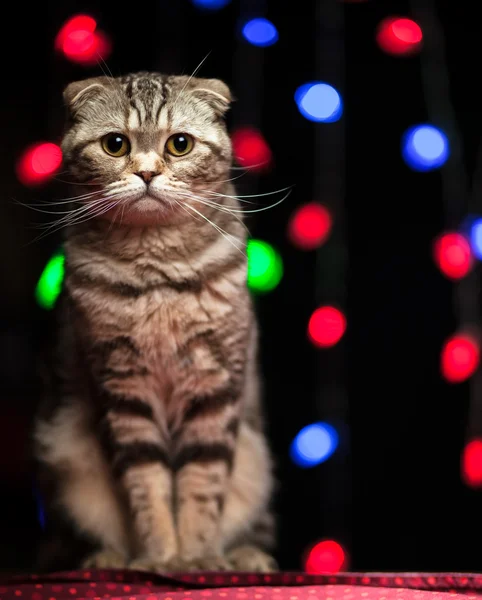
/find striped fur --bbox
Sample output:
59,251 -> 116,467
33,72 -> 276,573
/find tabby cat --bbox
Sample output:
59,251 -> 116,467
33,72 -> 277,573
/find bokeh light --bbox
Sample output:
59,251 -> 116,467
17,142 -> 63,186
290,422 -> 338,468
55,14 -> 110,64
232,127 -> 272,171
242,18 -> 278,47
376,17 -> 423,56
288,203 -> 332,250
462,439 -> 482,488
441,334 -> 480,383
191,0 -> 231,9
305,540 -> 346,574
402,124 -> 450,171
247,239 -> 283,293
35,251 -> 65,310
308,306 -> 346,348
433,232 -> 472,280
295,82 -> 343,123
469,218 -> 482,260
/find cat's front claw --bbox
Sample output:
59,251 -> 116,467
164,555 -> 233,572
82,549 -> 127,569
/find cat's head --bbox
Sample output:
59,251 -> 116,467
61,72 -> 233,226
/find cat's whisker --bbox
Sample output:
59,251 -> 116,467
32,195 -> 116,225
51,177 -> 103,187
175,188 -> 290,217
96,57 -> 127,110
15,196 -> 109,217
31,198 -> 123,243
170,198 -> 207,227
184,194 -> 251,235
230,161 -> 270,171
207,185 -> 294,200
205,170 -> 251,186
172,51 -> 212,108
181,202 -> 246,256
26,201 -> 115,244
12,189 -> 105,209
31,195 -> 124,235
209,191 -> 291,214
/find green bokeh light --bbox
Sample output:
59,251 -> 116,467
247,239 -> 283,293
35,250 -> 65,310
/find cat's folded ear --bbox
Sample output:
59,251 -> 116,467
63,76 -> 113,114
190,78 -> 234,117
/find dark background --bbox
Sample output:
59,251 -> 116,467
0,0 -> 480,574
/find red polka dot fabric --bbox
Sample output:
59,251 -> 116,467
1,571 -> 482,600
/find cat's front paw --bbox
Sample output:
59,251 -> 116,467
129,556 -> 170,574
82,549 -> 127,569
165,555 -> 233,572
227,545 -> 278,572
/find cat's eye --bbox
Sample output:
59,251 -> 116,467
165,133 -> 194,157
101,133 -> 130,157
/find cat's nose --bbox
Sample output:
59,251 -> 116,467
135,171 -> 158,183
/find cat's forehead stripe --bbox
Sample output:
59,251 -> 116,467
123,73 -> 169,127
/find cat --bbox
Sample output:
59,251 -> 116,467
32,72 -> 277,573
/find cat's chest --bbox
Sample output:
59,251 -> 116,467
129,286 -> 233,369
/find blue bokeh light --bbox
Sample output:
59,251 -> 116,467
402,124 -> 449,171
191,0 -> 231,10
290,422 -> 339,468
295,82 -> 343,123
470,218 -> 482,259
242,18 -> 279,47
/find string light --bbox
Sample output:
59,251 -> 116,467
469,218 -> 482,260
433,233 -> 472,280
247,239 -> 283,293
295,82 -> 343,123
290,423 -> 338,468
55,14 -> 111,64
462,439 -> 482,488
288,203 -> 332,250
16,142 -> 62,186
305,540 -> 346,574
232,127 -> 272,171
376,17 -> 423,56
441,333 -> 480,383
242,18 -> 278,47
308,306 -> 346,348
402,124 -> 450,171
35,250 -> 65,310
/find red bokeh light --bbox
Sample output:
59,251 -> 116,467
376,17 -> 423,56
55,14 -> 111,65
288,203 -> 332,250
441,334 -> 480,383
232,127 -> 272,172
308,306 -> 346,348
462,439 -> 482,488
433,232 -> 473,280
305,540 -> 346,574
16,142 -> 63,186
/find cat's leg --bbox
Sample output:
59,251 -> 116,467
168,418 -> 237,571
96,387 -> 177,570
165,342 -> 246,572
34,400 -> 130,569
222,422 -> 278,572
86,334 -> 178,571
